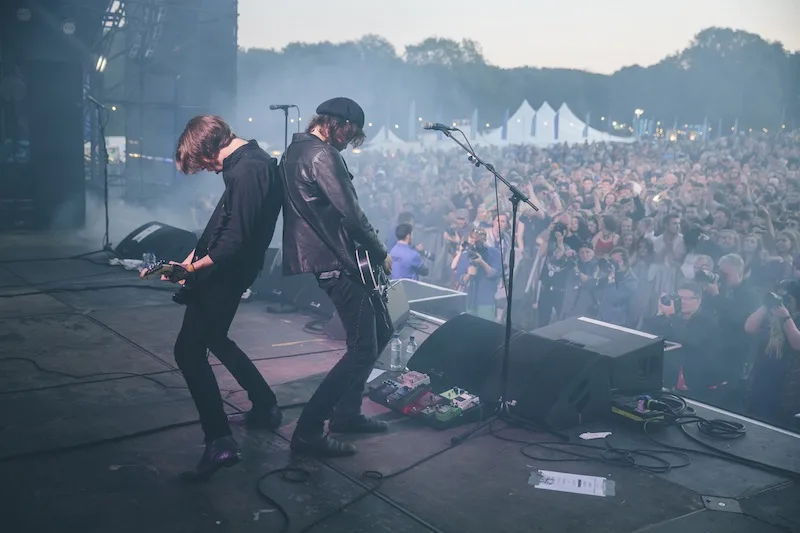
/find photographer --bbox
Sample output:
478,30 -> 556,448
537,222 -> 574,327
744,280 -> 800,427
641,283 -> 722,402
562,242 -> 599,319
594,247 -> 639,327
452,228 -> 502,320
389,223 -> 432,281
703,253 -> 759,408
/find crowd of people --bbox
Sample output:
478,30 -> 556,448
349,133 -> 800,429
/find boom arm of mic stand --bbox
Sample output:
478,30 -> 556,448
441,129 -> 539,446
440,130 -> 538,211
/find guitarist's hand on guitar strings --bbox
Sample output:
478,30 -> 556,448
383,255 -> 392,275
166,261 -> 195,283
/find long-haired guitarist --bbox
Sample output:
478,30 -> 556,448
145,116 -> 284,481
281,97 -> 394,458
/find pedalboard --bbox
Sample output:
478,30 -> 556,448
368,372 -> 483,429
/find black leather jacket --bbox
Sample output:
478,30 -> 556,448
280,132 -> 386,275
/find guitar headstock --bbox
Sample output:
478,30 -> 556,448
140,261 -> 173,280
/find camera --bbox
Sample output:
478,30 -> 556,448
694,269 -> 719,284
660,294 -> 682,314
597,257 -> 615,275
764,291 -> 788,309
463,241 -> 486,263
418,248 -> 436,261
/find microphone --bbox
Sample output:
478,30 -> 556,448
269,104 -> 296,110
423,122 -> 457,132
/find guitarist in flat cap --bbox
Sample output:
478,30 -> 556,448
280,97 -> 394,457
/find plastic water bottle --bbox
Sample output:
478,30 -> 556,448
142,252 -> 157,269
405,335 -> 418,367
389,334 -> 403,371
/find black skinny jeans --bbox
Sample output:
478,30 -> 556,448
174,282 -> 277,442
295,274 -> 393,436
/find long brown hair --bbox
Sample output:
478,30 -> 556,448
175,115 -> 236,174
307,114 -> 366,148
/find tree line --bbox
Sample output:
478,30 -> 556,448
236,27 -> 798,143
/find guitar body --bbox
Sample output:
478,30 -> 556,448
354,248 -> 394,337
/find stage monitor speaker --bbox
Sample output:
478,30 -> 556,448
294,281 -> 335,318
326,280 -> 411,342
115,221 -> 197,262
500,334 -> 612,430
404,313 -> 523,392
406,314 -> 612,430
532,316 -> 664,394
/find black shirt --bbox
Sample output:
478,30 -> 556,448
197,140 -> 282,290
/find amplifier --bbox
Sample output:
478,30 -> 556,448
532,316 -> 665,395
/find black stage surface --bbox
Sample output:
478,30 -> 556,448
1,235 -> 799,533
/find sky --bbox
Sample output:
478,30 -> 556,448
238,0 -> 800,74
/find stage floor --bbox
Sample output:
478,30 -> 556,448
1,235 -> 799,533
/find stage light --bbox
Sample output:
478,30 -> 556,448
248,117 -> 253,122
16,7 -> 31,21
367,122 -> 373,127
111,105 -> 117,111
62,20 -> 76,35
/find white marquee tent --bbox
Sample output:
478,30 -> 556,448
480,100 -> 633,146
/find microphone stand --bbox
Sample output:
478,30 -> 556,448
439,129 -> 539,446
282,107 -> 289,152
86,96 -> 116,255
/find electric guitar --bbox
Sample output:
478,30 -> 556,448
354,247 -> 390,303
140,259 -> 214,305
140,261 -> 191,281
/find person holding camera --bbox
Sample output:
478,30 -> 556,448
389,223 -> 432,281
703,253 -> 760,409
561,241 -> 599,319
594,247 -> 639,327
641,283 -> 722,401
537,222 -> 575,327
744,280 -> 800,427
452,228 -> 502,320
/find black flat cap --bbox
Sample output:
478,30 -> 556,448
316,97 -> 365,129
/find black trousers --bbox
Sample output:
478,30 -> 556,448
174,282 -> 277,442
295,274 -> 393,436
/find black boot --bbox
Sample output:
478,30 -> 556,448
245,404 -> 283,430
290,432 -> 357,458
329,414 -> 388,434
181,435 -> 241,483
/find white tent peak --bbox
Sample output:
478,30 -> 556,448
537,101 -> 555,115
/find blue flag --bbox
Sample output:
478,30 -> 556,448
647,117 -> 655,137
553,112 -> 559,141
717,118 -> 723,140
583,112 -> 590,138
530,112 -> 537,137
408,100 -> 417,141
501,108 -> 509,141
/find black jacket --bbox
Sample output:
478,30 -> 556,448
280,132 -> 386,275
196,140 -> 282,290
